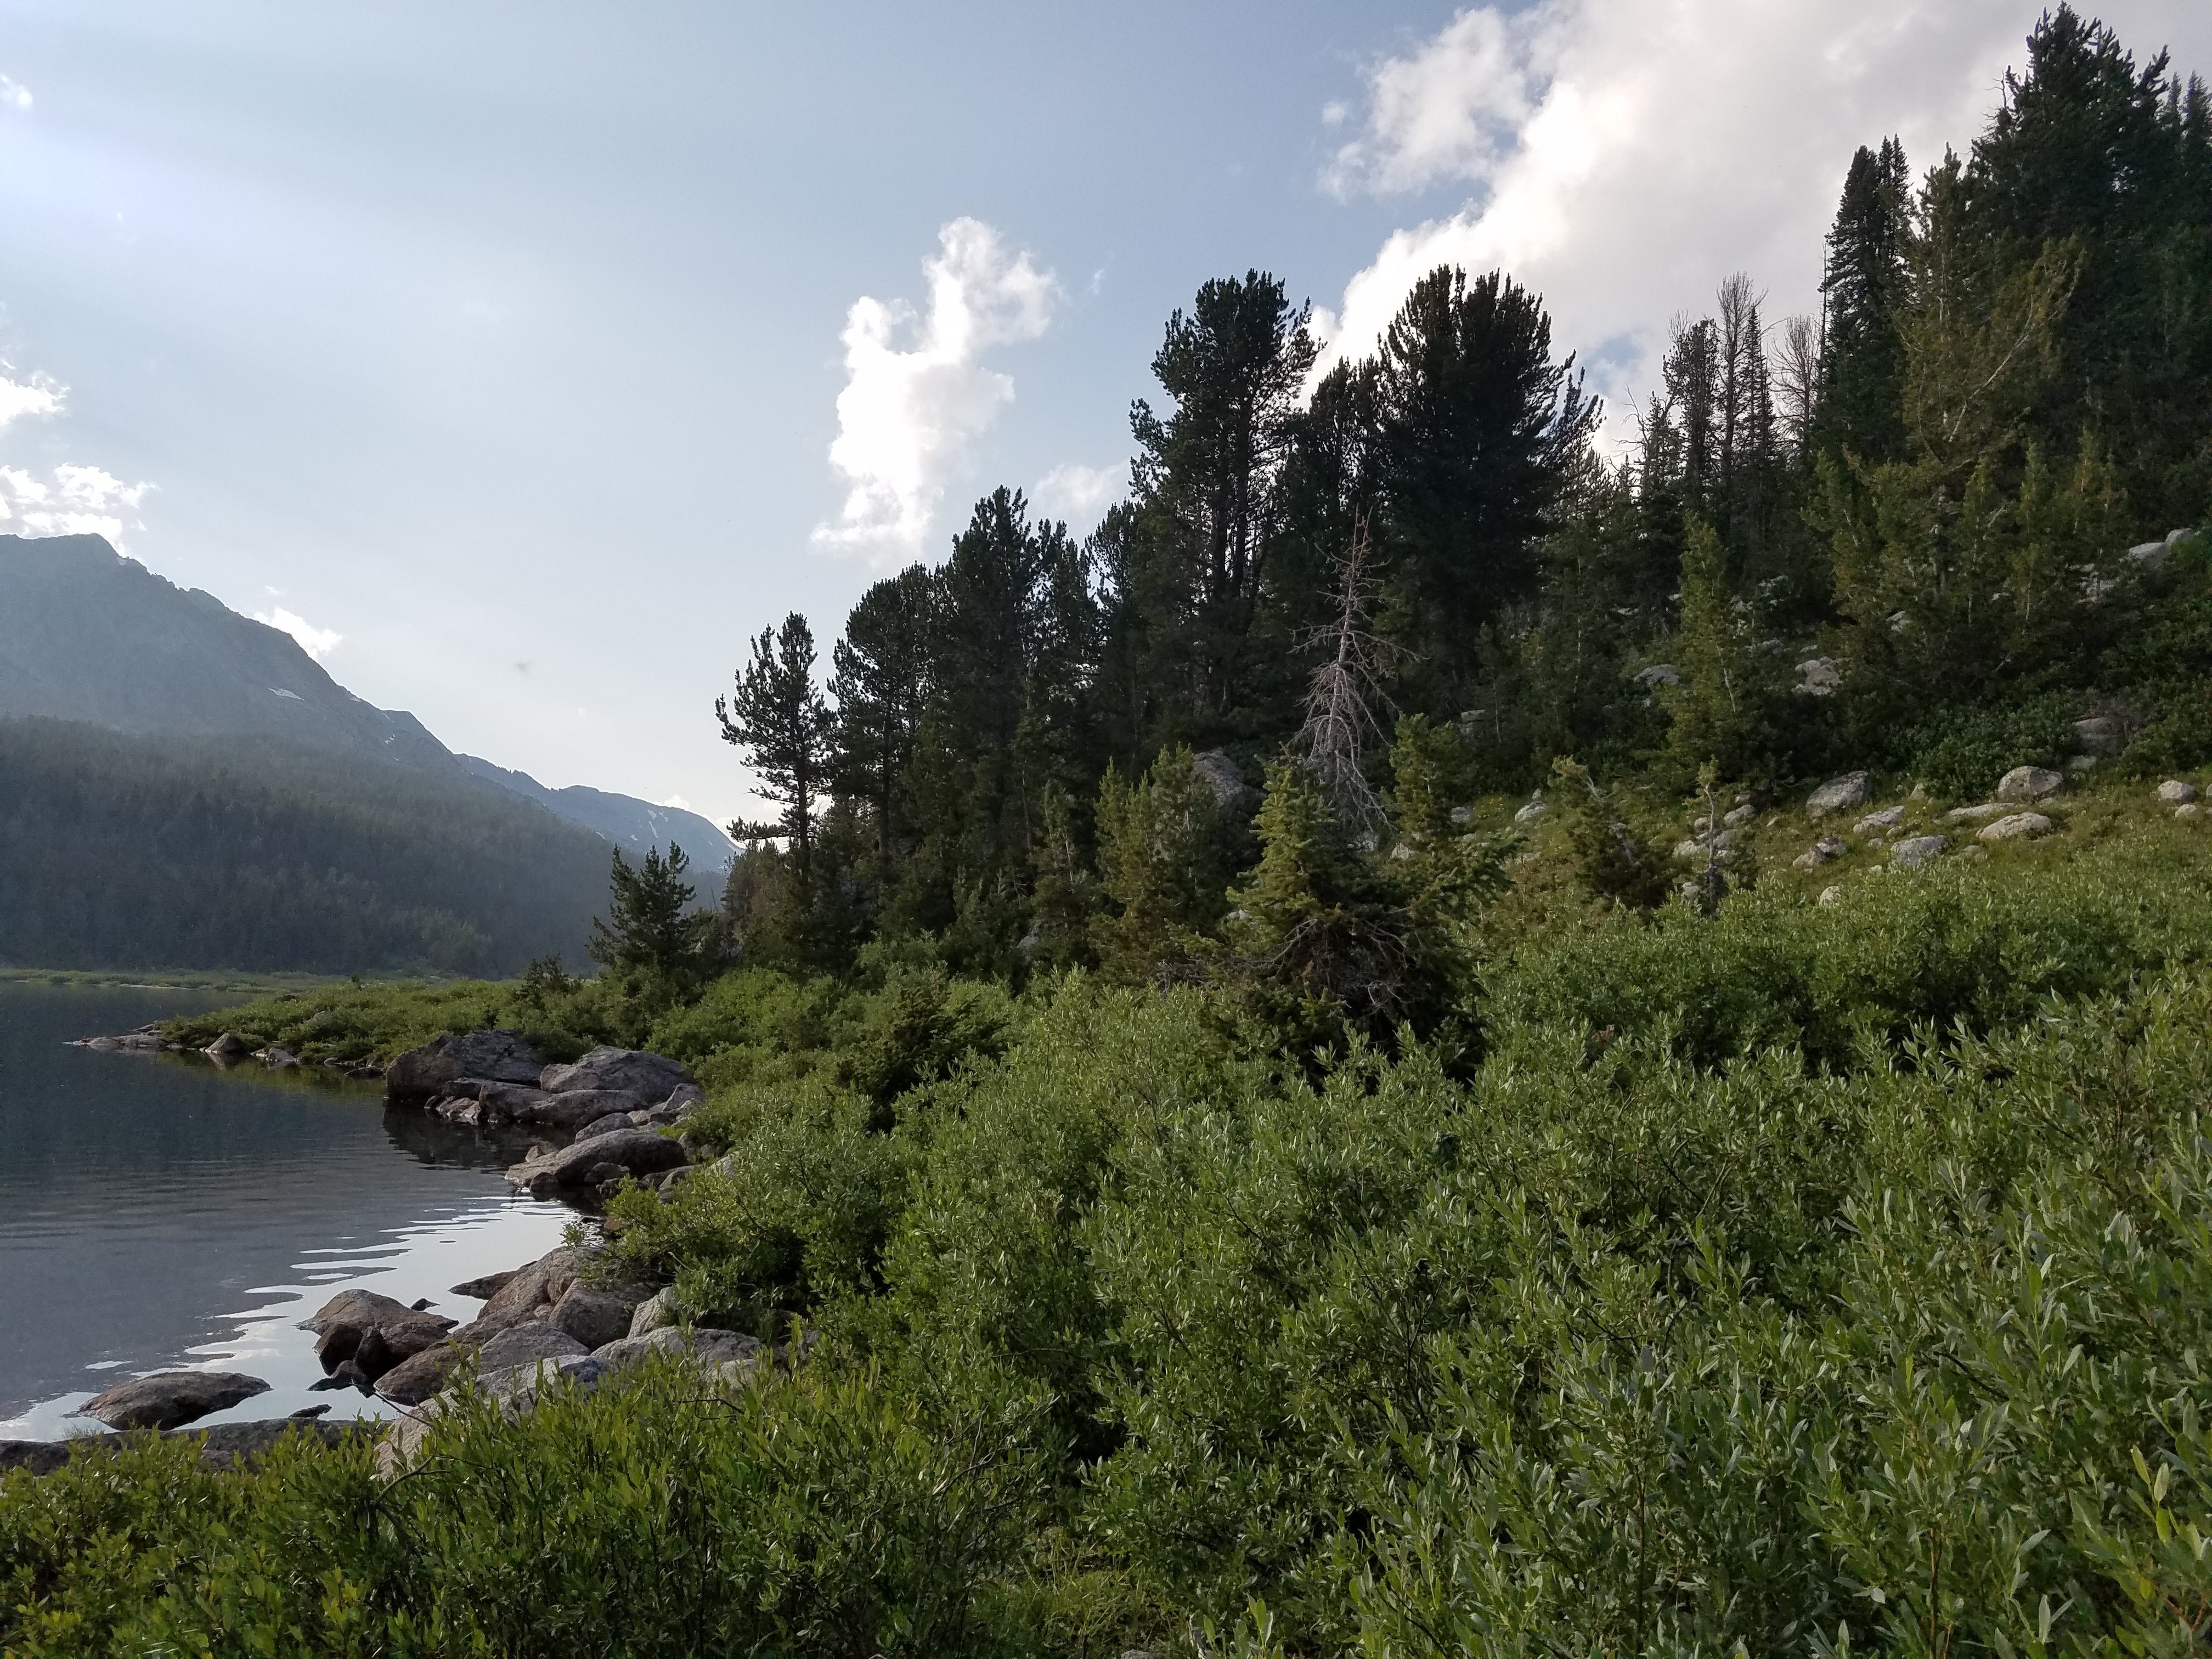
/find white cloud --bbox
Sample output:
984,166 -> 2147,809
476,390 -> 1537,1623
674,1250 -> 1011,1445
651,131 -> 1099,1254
1317,1 -> 2212,452
812,217 -> 1059,563
659,794 -> 693,810
0,75 -> 31,112
1031,461 -> 1122,529
0,462 -> 153,549
252,606 -> 343,660
0,368 -> 63,428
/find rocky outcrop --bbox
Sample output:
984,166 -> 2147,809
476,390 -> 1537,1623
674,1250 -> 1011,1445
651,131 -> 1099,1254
539,1047 -> 692,1101
506,1128 -> 687,1197
75,1370 -> 270,1431
385,1030 -> 549,1104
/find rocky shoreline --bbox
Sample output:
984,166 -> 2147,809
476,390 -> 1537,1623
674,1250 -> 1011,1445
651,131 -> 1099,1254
10,1029 -> 733,1477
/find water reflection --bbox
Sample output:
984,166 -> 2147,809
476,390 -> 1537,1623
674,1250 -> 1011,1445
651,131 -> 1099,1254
0,983 -> 579,1437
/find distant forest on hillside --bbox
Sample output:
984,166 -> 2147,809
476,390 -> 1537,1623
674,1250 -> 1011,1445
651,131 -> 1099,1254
712,7 -> 2212,981
0,720 -> 612,974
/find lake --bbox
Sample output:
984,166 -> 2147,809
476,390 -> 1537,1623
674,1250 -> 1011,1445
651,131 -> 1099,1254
0,980 -> 576,1440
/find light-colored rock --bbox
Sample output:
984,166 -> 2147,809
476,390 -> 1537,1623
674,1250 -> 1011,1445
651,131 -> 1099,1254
507,1128 -> 687,1197
1979,812 -> 2055,843
76,1370 -> 269,1431
2069,754 -> 2100,772
2157,780 -> 2200,804
1795,657 -> 1842,696
1448,805 -> 1473,826
1853,806 -> 1904,834
628,1287 -> 681,1338
204,1031 -> 251,1059
1633,664 -> 1680,688
1513,800 -> 1548,825
1890,835 -> 1948,868
1805,772 -> 1870,817
475,1323 -> 589,1372
1945,803 -> 2008,822
1818,885 -> 1843,907
1722,803 -> 1758,828
550,1283 -> 651,1351
1996,765 -> 2063,802
1792,838 -> 1846,870
1188,749 -> 1256,812
2130,539 -> 2171,568
592,1325 -> 764,1373
538,1047 -> 692,1101
301,1289 -> 454,1339
2179,804 -> 2204,821
261,1046 -> 302,1069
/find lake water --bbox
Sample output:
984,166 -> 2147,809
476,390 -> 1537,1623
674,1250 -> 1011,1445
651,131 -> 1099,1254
0,981 -> 577,1440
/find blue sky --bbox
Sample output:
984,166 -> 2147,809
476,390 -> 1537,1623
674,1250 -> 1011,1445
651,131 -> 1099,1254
2,1 -> 2207,828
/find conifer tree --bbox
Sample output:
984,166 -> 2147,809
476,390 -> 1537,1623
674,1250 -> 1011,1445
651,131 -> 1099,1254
1664,517 -> 1782,778
1090,748 -> 1224,982
588,843 -> 725,994
718,613 -> 834,861
831,565 -> 935,861
1814,138 -> 1912,464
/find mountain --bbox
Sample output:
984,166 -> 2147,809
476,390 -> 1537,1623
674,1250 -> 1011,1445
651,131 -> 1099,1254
0,532 -> 727,972
459,757 -> 735,878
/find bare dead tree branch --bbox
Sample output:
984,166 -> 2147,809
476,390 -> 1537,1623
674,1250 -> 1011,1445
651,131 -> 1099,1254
1293,512 -> 1398,833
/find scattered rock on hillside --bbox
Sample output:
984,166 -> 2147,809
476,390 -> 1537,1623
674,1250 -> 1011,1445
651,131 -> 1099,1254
1890,835 -> 1948,868
1996,765 -> 2063,802
1793,838 -> 1846,870
1853,806 -> 1905,834
1189,749 -> 1257,812
1633,664 -> 1680,688
1945,803 -> 2007,822
2158,779 -> 2200,804
1513,799 -> 1548,824
1818,885 -> 1843,906
2072,715 -> 2121,755
1805,772 -> 1870,817
75,1370 -> 269,1431
2179,804 -> 2204,821
1979,812 -> 2055,842
1795,657 -> 1842,696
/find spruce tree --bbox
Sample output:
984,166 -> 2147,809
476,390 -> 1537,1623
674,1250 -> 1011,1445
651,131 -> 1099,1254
1814,138 -> 1912,464
831,564 -> 935,861
718,613 -> 834,860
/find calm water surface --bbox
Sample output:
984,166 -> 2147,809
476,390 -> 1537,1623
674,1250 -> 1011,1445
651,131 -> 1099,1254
0,981 -> 577,1438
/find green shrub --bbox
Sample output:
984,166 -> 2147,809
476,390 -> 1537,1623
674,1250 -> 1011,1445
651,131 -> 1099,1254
1903,691 -> 2076,799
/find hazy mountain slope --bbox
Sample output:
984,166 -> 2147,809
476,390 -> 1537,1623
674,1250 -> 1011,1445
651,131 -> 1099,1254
459,755 -> 735,876
0,719 -> 610,974
0,534 -> 459,771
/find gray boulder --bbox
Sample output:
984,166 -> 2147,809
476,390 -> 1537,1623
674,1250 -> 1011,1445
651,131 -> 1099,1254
550,1283 -> 652,1350
628,1286 -> 681,1338
574,1111 -> 636,1143
76,1370 -> 269,1431
2157,780 -> 2200,805
1979,812 -> 2055,843
301,1289 -> 454,1339
1945,803 -> 2008,822
1189,749 -> 1257,813
1853,806 -> 1905,834
507,1086 -> 660,1130
450,1270 -> 517,1300
1795,657 -> 1842,696
475,1322 -> 590,1371
1996,765 -> 2063,802
370,1341 -> 467,1406
1792,838 -> 1846,870
1806,772 -> 1870,817
1513,799 -> 1548,825
538,1046 -> 692,1100
386,1030 -> 546,1105
1632,664 -> 1680,688
592,1325 -> 763,1372
2073,716 -> 2122,755
509,1128 -> 686,1195
204,1032 -> 251,1059
1890,835 -> 1948,868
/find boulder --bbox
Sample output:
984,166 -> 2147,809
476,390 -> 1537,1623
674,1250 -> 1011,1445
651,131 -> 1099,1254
2072,716 -> 2122,755
1188,749 -> 1257,813
550,1283 -> 652,1350
592,1325 -> 763,1372
1722,803 -> 1758,828
370,1341 -> 469,1406
1945,803 -> 2008,822
1632,664 -> 1680,688
1979,812 -> 2055,842
386,1030 -> 546,1105
1853,806 -> 1905,834
1805,772 -> 1870,817
301,1289 -> 454,1338
262,1046 -> 302,1069
475,1322 -> 590,1371
1792,838 -> 1846,871
450,1269 -> 518,1300
628,1286 -> 681,1338
76,1370 -> 269,1431
513,1086 -> 664,1130
574,1111 -> 636,1143
1890,835 -> 1948,869
1513,800 -> 1548,825
2157,780 -> 2200,805
1996,765 -> 2063,802
470,1248 -> 587,1330
430,1078 -> 556,1123
509,1128 -> 687,1195
1795,657 -> 1842,696
538,1047 -> 692,1101
1818,885 -> 1843,907
2130,538 -> 2171,568
2180,804 -> 2204,821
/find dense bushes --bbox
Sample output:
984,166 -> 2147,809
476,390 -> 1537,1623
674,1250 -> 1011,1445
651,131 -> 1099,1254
29,820 -> 2212,1654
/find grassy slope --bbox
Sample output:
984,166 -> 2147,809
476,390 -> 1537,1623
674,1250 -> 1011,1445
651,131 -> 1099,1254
11,770 -> 2212,1655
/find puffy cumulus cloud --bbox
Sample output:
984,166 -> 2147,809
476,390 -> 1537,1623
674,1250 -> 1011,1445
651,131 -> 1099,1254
1317,1 -> 2212,449
1323,8 -> 1542,198
251,606 -> 343,661
813,217 -> 1058,563
0,368 -> 63,428
1030,461 -> 1122,529
0,463 -> 154,550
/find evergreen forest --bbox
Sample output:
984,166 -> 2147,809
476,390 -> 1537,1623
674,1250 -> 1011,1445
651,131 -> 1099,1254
11,11 -> 2212,1656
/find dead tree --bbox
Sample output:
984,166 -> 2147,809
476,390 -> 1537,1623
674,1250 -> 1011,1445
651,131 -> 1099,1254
1293,512 -> 1396,834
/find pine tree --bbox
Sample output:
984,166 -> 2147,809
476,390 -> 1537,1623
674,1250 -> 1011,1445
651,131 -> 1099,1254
1090,747 -> 1224,983
831,564 -> 934,862
1814,138 -> 1912,464
588,843 -> 724,993
1370,266 -> 1599,709
718,613 -> 834,860
1664,516 -> 1782,777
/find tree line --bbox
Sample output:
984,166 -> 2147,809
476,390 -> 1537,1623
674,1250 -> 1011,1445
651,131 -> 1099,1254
712,6 -> 2212,994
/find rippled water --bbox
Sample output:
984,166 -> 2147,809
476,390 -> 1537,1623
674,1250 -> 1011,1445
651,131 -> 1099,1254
0,981 -> 577,1438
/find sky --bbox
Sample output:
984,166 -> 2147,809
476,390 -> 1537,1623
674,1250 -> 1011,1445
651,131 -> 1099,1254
2,1 -> 2208,831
